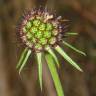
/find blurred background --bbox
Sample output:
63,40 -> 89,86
0,0 -> 96,96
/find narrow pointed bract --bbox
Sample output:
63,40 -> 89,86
37,52 -> 42,91
16,48 -> 28,69
45,54 -> 64,96
55,45 -> 83,72
63,41 -> 86,56
46,47 -> 60,68
19,49 -> 31,74
65,32 -> 78,36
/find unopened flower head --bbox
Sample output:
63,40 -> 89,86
18,8 -> 63,52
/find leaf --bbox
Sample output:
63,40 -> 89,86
19,49 -> 31,74
16,48 -> 28,69
63,41 -> 86,56
55,45 -> 83,72
46,47 -> 60,68
45,54 -> 64,96
37,52 -> 42,91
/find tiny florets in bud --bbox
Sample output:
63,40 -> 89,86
17,8 -> 65,52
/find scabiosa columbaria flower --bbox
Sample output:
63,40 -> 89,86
16,8 -> 86,96
18,8 -> 63,52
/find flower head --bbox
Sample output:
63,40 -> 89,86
18,8 -> 63,52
